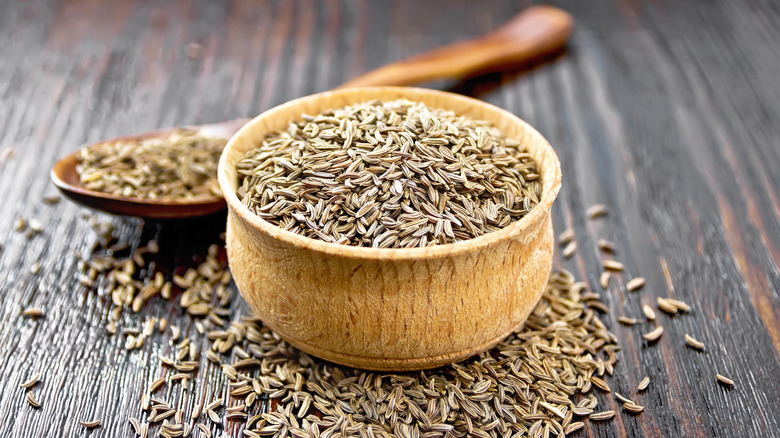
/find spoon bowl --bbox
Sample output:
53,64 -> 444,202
51,119 -> 249,219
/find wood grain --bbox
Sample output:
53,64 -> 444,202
0,0 -> 779,437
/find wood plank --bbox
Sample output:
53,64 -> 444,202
0,0 -> 778,436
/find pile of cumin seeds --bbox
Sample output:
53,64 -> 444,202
223,269 -> 619,438
75,221 -> 620,437
75,217 -> 233,347
236,99 -> 541,248
76,129 -> 226,200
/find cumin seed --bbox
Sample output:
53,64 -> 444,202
642,326 -> 664,342
684,334 -> 705,350
716,374 -> 734,386
626,277 -> 645,291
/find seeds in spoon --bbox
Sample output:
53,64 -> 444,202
76,129 -> 226,201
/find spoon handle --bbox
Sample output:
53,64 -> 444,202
337,5 -> 573,89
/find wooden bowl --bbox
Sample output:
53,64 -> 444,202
217,87 -> 561,371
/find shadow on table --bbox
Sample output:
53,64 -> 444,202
446,49 -> 568,99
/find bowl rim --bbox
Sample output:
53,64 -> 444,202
218,86 -> 561,261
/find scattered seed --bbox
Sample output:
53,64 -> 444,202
186,43 -> 204,59
26,392 -> 41,408
600,271 -> 611,289
129,417 -> 141,435
562,241 -> 577,258
614,392 -> 634,404
558,228 -> 574,245
20,373 -> 41,389
197,424 -> 212,438
716,374 -> 734,386
587,203 -> 608,218
2,147 -> 15,160
149,377 -> 166,393
626,277 -> 646,291
14,217 -> 26,232
22,308 -> 44,318
565,422 -> 585,434
656,297 -> 679,315
589,410 -> 615,421
191,401 -> 203,419
80,419 -> 101,428
207,409 -> 221,423
643,326 -> 664,342
170,326 -> 180,342
643,304 -> 656,321
572,407 -> 594,416
684,334 -> 705,350
623,402 -> 645,414
665,298 -> 691,312
29,220 -> 43,233
617,316 -> 639,326
597,238 -> 615,252
602,260 -> 624,271
206,399 -> 222,411
43,195 -> 61,204
637,376 -> 650,391
77,213 -> 625,438
590,376 -> 611,392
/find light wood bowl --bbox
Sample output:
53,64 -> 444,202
218,87 -> 561,371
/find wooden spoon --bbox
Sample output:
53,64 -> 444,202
51,5 -> 573,219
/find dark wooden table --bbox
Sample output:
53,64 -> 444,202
1,0 -> 779,437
